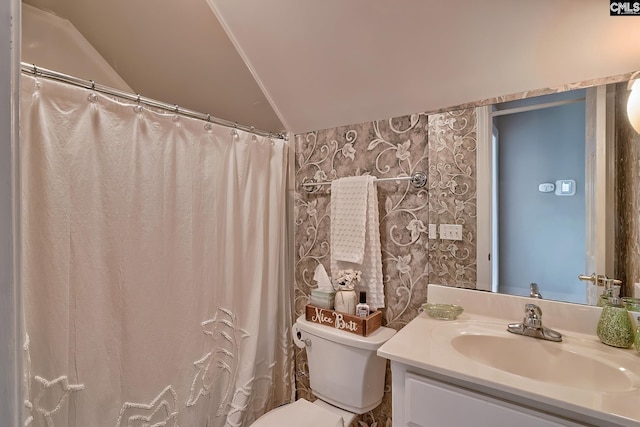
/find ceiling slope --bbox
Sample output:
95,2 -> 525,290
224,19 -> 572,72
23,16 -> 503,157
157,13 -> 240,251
209,0 -> 640,133
22,4 -> 132,92
22,0 -> 285,133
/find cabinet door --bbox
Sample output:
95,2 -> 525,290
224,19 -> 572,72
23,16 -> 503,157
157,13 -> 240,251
404,373 -> 582,427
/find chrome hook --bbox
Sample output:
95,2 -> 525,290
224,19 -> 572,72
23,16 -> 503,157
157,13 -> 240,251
133,94 -> 143,113
87,80 -> 98,102
204,114 -> 213,131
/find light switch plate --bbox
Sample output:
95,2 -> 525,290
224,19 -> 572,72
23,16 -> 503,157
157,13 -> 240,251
439,224 -> 463,241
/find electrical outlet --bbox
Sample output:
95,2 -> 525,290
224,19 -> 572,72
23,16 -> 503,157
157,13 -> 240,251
428,224 -> 437,239
439,224 -> 463,241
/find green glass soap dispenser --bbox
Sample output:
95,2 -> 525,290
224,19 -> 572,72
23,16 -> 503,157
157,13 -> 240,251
596,284 -> 634,348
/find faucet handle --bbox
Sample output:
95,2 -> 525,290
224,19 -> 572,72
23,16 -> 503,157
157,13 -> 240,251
529,282 -> 543,299
524,303 -> 542,329
525,303 -> 541,317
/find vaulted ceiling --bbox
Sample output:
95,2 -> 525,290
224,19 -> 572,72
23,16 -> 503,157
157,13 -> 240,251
21,0 -> 640,134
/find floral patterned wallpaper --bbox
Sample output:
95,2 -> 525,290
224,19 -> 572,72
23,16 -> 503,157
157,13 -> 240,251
295,114 -> 432,331
427,109 -> 477,288
293,110 -> 477,426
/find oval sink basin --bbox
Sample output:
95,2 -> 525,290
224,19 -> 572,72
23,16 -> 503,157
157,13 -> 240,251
433,321 -> 640,393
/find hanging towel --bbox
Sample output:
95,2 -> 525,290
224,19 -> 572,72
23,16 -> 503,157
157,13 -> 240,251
331,175 -> 385,309
330,176 -> 369,263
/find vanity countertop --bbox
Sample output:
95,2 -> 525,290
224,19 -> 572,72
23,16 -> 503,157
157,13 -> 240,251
377,285 -> 640,427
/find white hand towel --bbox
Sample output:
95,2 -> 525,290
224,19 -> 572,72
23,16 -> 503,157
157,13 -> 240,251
331,176 -> 385,309
330,176 -> 370,263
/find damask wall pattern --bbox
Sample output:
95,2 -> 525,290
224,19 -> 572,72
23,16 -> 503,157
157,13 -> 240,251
427,109 -> 478,288
293,109 -> 478,426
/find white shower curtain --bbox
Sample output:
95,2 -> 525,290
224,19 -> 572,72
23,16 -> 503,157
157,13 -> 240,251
20,74 -> 293,427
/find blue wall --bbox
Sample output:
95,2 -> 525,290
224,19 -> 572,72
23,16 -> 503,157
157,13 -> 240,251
496,98 -> 586,303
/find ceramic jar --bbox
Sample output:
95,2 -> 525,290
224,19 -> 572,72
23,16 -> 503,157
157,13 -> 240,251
334,285 -> 356,315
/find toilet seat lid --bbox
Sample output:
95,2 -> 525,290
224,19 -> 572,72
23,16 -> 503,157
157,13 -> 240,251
252,399 -> 343,427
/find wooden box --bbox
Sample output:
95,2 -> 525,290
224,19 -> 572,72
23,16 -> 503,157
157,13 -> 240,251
304,304 -> 382,336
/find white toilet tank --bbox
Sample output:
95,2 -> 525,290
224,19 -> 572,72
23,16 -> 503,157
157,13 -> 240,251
293,315 -> 396,414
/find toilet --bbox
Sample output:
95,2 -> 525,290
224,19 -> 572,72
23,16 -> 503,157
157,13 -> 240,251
251,315 -> 396,427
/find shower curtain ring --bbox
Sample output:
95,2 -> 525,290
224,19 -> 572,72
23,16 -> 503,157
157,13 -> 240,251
204,114 -> 213,131
133,94 -> 143,113
231,122 -> 240,138
87,81 -> 98,103
250,126 -> 258,142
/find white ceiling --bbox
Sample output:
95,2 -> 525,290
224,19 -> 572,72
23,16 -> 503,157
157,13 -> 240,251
22,0 -> 640,134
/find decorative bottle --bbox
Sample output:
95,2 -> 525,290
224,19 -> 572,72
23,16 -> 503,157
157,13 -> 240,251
596,285 -> 635,348
334,285 -> 356,315
356,291 -> 370,318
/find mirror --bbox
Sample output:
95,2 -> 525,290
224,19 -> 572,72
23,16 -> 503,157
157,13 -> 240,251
476,80 -> 640,305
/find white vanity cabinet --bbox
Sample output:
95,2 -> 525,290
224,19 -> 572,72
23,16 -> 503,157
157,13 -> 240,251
391,362 -> 586,427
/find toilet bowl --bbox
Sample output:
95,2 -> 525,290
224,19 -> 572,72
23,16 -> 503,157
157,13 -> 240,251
250,315 -> 396,426
251,398 -> 351,427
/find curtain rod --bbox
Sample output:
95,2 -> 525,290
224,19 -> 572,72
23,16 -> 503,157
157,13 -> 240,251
20,62 -> 288,141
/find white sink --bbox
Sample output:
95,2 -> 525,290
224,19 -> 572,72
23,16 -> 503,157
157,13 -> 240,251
432,321 -> 640,393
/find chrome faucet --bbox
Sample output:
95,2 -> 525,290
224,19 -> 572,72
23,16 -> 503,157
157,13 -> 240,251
529,282 -> 543,299
507,303 -> 562,342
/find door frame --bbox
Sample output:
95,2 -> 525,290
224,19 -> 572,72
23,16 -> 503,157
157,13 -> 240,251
584,85 -> 617,304
476,106 -> 492,291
